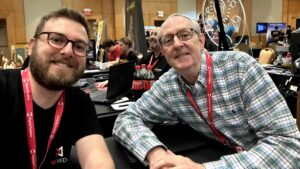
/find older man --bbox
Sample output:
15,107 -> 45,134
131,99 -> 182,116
113,13 -> 300,169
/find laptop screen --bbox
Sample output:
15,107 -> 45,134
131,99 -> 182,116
106,61 -> 135,100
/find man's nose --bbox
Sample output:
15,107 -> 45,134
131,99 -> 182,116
60,42 -> 74,56
172,36 -> 183,48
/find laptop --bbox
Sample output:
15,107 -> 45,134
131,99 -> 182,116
90,61 -> 135,104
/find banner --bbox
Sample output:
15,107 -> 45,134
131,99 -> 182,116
125,0 -> 147,57
95,20 -> 104,55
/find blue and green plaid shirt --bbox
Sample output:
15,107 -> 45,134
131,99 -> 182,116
113,51 -> 300,168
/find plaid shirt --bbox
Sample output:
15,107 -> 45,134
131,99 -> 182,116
113,51 -> 300,168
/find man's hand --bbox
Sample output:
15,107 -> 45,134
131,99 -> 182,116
95,80 -> 108,90
147,147 -> 205,169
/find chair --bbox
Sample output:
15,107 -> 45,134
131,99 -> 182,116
258,48 -> 276,64
233,43 -> 250,55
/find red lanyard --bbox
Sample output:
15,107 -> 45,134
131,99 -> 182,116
21,68 -> 65,169
186,52 -> 227,144
186,52 -> 244,152
147,54 -> 159,69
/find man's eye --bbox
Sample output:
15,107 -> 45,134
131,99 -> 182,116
179,32 -> 190,39
163,37 -> 173,44
50,36 -> 65,44
74,44 -> 86,52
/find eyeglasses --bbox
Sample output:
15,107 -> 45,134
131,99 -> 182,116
159,28 -> 196,47
149,37 -> 158,43
36,32 -> 90,57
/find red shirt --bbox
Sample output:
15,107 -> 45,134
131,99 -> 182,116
107,44 -> 122,61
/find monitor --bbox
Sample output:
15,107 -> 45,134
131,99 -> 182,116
289,32 -> 300,61
87,39 -> 96,63
256,22 -> 268,33
266,23 -> 286,43
268,23 -> 286,31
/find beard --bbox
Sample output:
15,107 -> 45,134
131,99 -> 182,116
29,45 -> 85,91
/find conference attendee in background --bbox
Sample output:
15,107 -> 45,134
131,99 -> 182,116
271,26 -> 282,42
113,13 -> 300,168
0,8 -> 114,169
283,25 -> 293,40
224,19 -> 238,47
102,39 -> 122,66
95,37 -> 138,89
139,28 -> 170,79
119,37 -> 138,64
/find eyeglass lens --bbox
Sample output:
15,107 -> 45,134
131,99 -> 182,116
161,28 -> 194,47
47,32 -> 89,56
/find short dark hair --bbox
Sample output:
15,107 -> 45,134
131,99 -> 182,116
34,8 -> 89,39
102,39 -> 115,48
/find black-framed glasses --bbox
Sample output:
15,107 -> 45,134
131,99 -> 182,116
159,28 -> 196,47
36,32 -> 90,57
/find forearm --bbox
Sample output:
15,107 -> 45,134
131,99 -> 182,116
84,154 -> 114,169
204,135 -> 300,169
146,146 -> 167,165
112,111 -> 166,164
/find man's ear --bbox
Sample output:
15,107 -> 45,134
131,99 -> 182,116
198,33 -> 206,48
27,38 -> 35,56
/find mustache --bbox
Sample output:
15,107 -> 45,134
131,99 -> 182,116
49,56 -> 78,67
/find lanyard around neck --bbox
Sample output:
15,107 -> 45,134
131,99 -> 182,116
186,52 -> 227,144
21,68 -> 65,169
147,53 -> 160,69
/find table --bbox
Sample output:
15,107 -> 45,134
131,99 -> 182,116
69,123 -> 235,169
95,104 -> 123,137
263,65 -> 300,117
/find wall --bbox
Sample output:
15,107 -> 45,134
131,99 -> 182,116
142,0 -> 177,27
0,19 -> 8,56
0,0 -> 26,44
252,0 -> 283,35
24,0 -> 62,41
2,0 -> 300,51
283,0 -> 300,29
251,0 -> 283,46
178,0 -> 196,20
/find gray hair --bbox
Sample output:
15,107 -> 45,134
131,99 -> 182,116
157,13 -> 201,41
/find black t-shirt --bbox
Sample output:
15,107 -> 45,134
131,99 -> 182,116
139,52 -> 171,79
119,50 -> 138,64
0,69 -> 102,169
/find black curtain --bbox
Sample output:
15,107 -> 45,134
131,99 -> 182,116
125,0 -> 148,56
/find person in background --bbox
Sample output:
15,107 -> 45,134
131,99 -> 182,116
0,8 -> 114,169
95,37 -> 138,89
113,13 -> 300,169
102,39 -> 122,66
282,25 -> 293,41
271,26 -> 282,42
2,55 -> 16,69
224,19 -> 238,47
119,37 -> 138,64
139,28 -> 170,79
